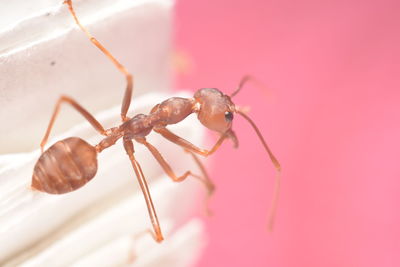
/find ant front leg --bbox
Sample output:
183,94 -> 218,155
40,96 -> 106,152
136,137 -> 215,194
153,127 -> 229,157
185,149 -> 216,215
136,137 -> 215,215
123,138 -> 164,243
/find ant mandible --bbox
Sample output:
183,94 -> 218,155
31,0 -> 281,243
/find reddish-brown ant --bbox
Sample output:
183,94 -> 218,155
31,0 -> 281,242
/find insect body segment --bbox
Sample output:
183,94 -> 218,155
194,88 -> 235,133
151,97 -> 195,125
33,137 -> 97,194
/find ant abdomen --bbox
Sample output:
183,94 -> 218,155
32,137 -> 98,194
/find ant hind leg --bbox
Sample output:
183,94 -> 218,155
40,95 -> 106,152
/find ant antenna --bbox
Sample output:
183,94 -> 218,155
230,75 -> 271,98
236,109 -> 281,231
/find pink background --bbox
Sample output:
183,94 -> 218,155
175,0 -> 400,267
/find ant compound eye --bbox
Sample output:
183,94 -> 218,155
224,111 -> 233,122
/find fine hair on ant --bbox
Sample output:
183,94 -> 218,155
31,0 -> 281,243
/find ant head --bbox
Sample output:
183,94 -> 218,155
194,88 -> 236,133
195,78 -> 281,231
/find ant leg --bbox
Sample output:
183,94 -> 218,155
136,137 -> 215,215
154,127 -> 229,157
227,129 -> 239,148
40,95 -> 106,152
123,138 -> 164,243
136,137 -> 215,195
64,0 -> 133,122
127,229 -> 157,264
184,149 -> 216,215
185,149 -> 215,194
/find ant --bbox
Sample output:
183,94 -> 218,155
31,0 -> 281,243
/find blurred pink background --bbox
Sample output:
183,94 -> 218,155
174,0 -> 400,266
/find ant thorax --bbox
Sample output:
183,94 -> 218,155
120,114 -> 153,139
150,97 -> 196,126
